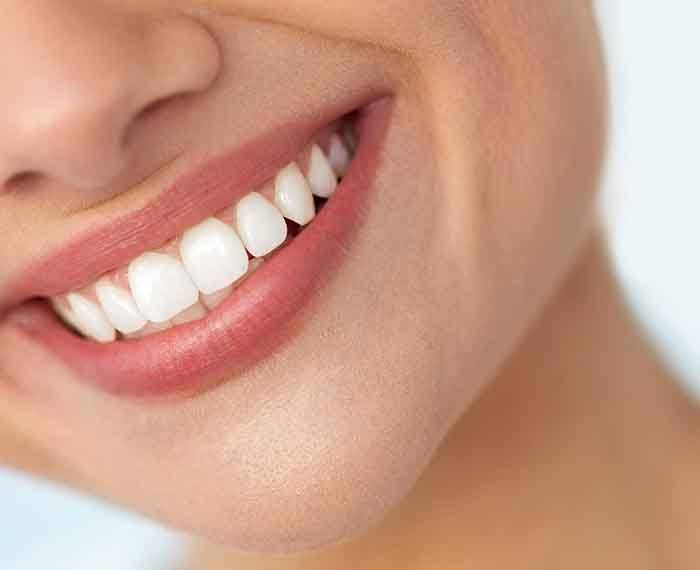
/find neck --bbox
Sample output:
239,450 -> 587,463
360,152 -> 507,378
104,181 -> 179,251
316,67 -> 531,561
188,233 -> 700,570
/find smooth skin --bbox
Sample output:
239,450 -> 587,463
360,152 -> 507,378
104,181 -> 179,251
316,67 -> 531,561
0,2 -> 698,569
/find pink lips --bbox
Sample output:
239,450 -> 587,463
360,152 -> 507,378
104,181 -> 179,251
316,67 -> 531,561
6,97 -> 392,398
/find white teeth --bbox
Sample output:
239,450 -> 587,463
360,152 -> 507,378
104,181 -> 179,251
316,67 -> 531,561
51,299 -> 83,333
128,253 -> 200,323
180,218 -> 250,295
307,144 -> 338,198
274,163 -> 316,226
328,134 -> 351,177
65,293 -> 117,343
95,279 -> 148,335
235,192 -> 288,257
52,124 -> 357,342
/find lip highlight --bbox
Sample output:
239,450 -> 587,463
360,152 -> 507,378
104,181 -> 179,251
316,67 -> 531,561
6,97 -> 392,398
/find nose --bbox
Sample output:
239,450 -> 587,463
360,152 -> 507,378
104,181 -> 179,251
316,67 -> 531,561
0,1 -> 220,192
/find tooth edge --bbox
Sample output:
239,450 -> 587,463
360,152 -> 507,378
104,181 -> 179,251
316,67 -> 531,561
128,252 -> 200,324
95,279 -> 148,335
307,144 -> 338,198
274,163 -> 316,226
65,293 -> 117,343
180,218 -> 250,295
235,192 -> 288,258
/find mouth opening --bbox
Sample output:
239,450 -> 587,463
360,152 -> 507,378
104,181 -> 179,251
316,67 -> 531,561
45,112 -> 360,344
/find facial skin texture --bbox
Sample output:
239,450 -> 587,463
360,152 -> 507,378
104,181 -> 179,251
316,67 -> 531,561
0,0 -> 608,555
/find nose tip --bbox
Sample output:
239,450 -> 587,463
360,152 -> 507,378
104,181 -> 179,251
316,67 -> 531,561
0,5 -> 220,192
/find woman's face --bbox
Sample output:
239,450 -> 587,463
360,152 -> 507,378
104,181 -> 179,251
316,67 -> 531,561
0,0 -> 605,553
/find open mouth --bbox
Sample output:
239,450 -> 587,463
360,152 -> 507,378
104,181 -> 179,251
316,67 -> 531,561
50,120 -> 357,344
6,96 -> 392,398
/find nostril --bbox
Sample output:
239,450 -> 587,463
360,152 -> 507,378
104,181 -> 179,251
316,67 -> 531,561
3,171 -> 41,192
122,93 -> 189,149
138,97 -> 171,121
136,93 -> 188,122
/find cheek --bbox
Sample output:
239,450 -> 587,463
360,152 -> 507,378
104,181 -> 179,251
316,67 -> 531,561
481,4 -> 607,294
199,0 -> 482,58
410,3 -> 607,411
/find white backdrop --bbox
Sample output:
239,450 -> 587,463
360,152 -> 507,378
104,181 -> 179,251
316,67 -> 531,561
1,2 -> 699,568
600,1 -> 700,391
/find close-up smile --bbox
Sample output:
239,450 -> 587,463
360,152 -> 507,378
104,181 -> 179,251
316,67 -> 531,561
4,4 -> 688,569
52,119 -> 356,343
3,96 -> 393,398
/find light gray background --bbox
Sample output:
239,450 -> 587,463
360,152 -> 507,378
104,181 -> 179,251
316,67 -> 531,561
1,2 -> 698,568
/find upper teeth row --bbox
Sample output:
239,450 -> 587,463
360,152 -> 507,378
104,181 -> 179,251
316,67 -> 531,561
51,130 -> 354,343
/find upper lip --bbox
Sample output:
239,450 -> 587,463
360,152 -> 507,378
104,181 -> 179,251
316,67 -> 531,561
0,89 -> 383,319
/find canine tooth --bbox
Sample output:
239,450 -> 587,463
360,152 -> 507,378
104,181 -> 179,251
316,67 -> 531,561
328,134 -> 351,177
65,293 -> 116,343
95,279 -> 147,335
172,302 -> 208,325
274,163 -> 316,226
235,192 -> 288,257
51,298 -> 81,331
180,218 -> 250,295
128,253 -> 200,323
307,144 -> 337,198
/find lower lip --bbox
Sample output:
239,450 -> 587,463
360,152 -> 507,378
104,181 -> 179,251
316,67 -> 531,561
10,98 -> 393,398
